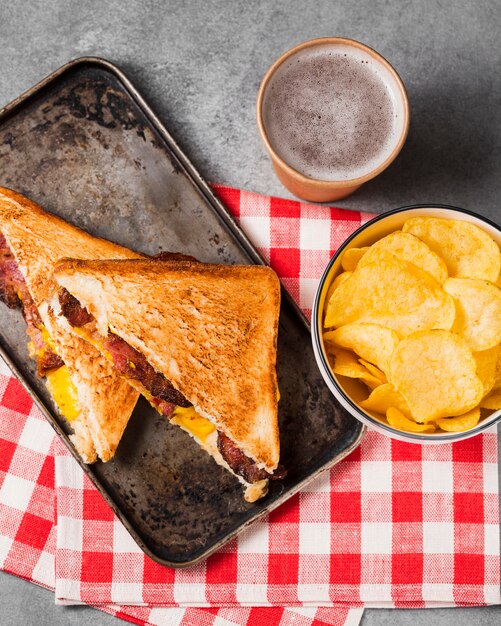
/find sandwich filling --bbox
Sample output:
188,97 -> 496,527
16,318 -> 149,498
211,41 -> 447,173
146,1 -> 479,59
0,235 -> 81,421
58,288 -> 286,487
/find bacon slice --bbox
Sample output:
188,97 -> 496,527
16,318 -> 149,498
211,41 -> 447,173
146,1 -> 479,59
37,348 -> 64,377
151,397 -> 175,418
59,288 -> 93,327
152,251 -> 199,263
0,234 -> 25,309
217,432 -> 287,483
104,332 -> 191,407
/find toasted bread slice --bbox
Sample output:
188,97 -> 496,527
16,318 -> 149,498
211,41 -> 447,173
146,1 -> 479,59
0,187 -> 141,462
52,258 -> 281,472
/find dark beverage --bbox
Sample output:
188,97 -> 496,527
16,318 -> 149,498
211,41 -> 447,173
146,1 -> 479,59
262,42 -> 405,182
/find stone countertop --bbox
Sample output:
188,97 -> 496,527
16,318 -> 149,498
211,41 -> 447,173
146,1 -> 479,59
0,0 -> 500,624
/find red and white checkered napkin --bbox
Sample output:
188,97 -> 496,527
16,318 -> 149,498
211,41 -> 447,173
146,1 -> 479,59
0,374 -> 360,626
0,186 -> 500,626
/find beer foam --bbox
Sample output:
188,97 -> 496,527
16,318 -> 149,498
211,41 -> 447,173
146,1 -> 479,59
262,43 -> 406,181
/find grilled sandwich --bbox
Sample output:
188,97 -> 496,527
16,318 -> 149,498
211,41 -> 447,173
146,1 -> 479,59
0,187 -> 140,462
50,257 -> 285,501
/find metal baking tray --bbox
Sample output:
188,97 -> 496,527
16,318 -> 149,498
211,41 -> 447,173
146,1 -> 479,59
0,57 -> 364,567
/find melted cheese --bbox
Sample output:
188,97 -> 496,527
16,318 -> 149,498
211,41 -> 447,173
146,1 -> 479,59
26,325 -> 80,423
170,405 -> 215,443
72,326 -> 113,361
40,326 -> 56,350
33,326 -> 57,362
46,365 -> 81,422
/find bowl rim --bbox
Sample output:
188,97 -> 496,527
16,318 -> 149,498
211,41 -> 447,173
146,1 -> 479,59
311,203 -> 501,443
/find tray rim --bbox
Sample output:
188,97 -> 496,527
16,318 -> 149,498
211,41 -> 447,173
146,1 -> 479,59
0,56 -> 366,567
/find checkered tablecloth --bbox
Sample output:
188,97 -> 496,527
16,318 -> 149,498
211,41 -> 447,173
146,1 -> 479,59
0,186 -> 500,626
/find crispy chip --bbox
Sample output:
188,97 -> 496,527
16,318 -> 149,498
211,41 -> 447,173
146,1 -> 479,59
324,322 -> 399,375
332,271 -> 353,290
360,383 -> 411,417
328,347 -> 384,389
444,278 -> 501,351
359,359 -> 387,383
329,347 -> 368,377
386,407 -> 435,433
474,345 -> 501,397
324,255 -> 455,335
494,348 -> 501,389
480,390 -> 501,410
323,272 -> 353,314
402,216 -> 501,282
360,372 -> 385,390
436,407 -> 481,432
389,330 -> 483,422
357,231 -> 448,284
341,247 -> 369,271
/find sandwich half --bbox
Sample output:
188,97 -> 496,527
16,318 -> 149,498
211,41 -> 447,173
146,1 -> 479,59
0,187 -> 141,462
50,257 -> 285,501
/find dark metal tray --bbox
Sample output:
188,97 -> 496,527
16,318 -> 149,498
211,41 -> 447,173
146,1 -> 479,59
0,58 -> 364,567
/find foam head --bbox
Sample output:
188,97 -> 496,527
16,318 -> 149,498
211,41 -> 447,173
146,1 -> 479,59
262,42 -> 407,182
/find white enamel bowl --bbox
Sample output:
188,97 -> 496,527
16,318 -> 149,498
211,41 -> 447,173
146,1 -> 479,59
311,205 -> 501,444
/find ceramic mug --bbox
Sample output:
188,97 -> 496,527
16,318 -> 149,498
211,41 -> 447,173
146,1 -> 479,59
257,37 -> 410,202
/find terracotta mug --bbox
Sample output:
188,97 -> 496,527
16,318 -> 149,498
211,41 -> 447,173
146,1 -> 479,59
256,37 -> 410,202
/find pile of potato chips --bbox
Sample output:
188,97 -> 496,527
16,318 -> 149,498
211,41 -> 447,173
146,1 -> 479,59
323,216 -> 501,434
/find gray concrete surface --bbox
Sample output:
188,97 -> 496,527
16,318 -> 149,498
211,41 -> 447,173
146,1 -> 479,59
0,0 -> 500,624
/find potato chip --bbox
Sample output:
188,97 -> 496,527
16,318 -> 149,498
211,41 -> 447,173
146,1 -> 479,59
324,322 -> 399,375
328,347 -> 384,389
357,231 -> 448,284
360,383 -> 411,417
402,216 -> 501,282
436,407 -> 481,432
494,347 -> 501,389
359,359 -> 387,383
328,347 -> 369,377
360,372 -> 385,390
386,407 -> 436,433
389,330 -> 483,422
491,345 -> 501,380
324,272 -> 353,315
444,278 -> 501,351
323,272 -> 353,314
474,345 -> 501,397
480,389 -> 501,410
324,255 -> 455,336
341,247 -> 369,271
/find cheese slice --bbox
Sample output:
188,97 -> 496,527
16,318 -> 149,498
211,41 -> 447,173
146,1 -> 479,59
46,364 -> 80,422
72,325 -> 113,361
40,326 -> 56,350
171,405 -> 215,443
36,326 -> 81,422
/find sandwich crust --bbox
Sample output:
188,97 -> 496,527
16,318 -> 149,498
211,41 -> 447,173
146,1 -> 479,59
0,187 -> 141,462
0,187 -> 142,305
53,258 -> 282,471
